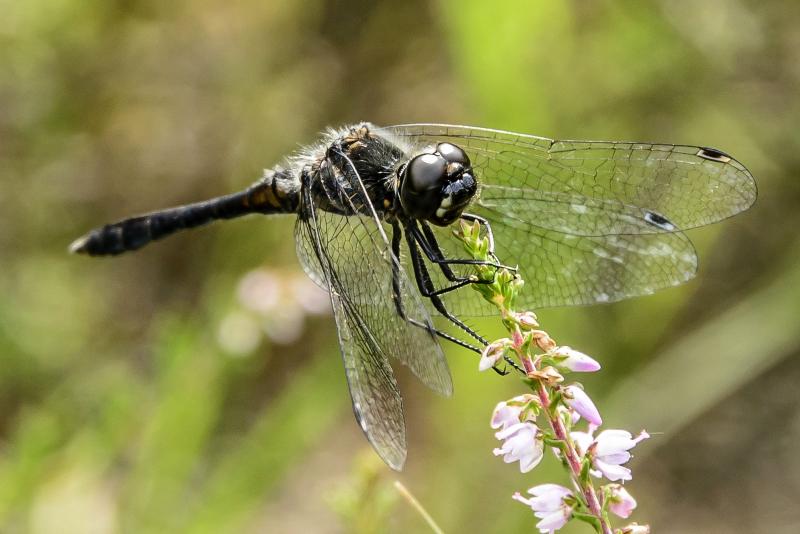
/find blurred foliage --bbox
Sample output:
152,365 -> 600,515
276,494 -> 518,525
327,452 -> 399,534
1,0 -> 799,532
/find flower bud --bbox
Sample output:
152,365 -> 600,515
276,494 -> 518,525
479,339 -> 509,371
551,346 -> 601,372
607,484 -> 637,518
562,385 -> 602,426
515,311 -> 540,329
491,394 -> 538,429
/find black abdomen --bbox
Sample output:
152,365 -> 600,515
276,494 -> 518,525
71,168 -> 300,256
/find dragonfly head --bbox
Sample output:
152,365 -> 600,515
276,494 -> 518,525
399,142 -> 477,227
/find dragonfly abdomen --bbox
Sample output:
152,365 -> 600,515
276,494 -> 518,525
70,168 -> 301,256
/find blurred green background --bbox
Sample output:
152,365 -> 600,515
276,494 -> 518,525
2,0 -> 798,532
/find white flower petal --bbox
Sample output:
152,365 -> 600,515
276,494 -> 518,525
535,508 -> 571,533
595,458 -> 632,481
519,449 -> 544,473
493,422 -> 543,473
479,340 -> 507,371
600,451 -> 632,465
528,484 -> 572,511
570,431 -> 594,454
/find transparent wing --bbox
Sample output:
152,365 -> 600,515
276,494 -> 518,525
385,124 -> 756,232
294,162 -> 452,469
382,124 -> 755,313
419,220 -> 698,315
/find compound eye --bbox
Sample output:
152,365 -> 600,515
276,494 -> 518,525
406,153 -> 447,192
437,143 -> 470,166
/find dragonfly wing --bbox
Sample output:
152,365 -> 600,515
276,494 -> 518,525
419,217 -> 698,313
384,124 -> 756,231
331,285 -> 408,470
294,155 -> 452,468
380,124 -> 752,312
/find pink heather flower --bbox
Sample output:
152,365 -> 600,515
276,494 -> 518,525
479,340 -> 509,371
594,429 -> 649,482
515,311 -> 540,329
572,429 -> 650,482
619,523 -> 650,534
491,394 -> 537,430
607,483 -> 637,518
512,484 -> 574,533
493,422 -> 544,473
562,385 -> 602,426
551,346 -> 601,372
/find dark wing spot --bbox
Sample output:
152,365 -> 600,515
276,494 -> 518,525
644,210 -> 677,231
697,147 -> 732,163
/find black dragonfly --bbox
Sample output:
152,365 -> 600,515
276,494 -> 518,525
71,123 -> 757,469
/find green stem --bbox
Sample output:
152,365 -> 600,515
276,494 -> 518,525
535,381 -> 611,534
394,481 -> 445,534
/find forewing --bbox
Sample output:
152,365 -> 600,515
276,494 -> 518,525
381,124 -> 748,312
384,124 -> 756,232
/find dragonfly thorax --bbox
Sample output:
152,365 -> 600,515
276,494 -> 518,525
399,142 -> 477,226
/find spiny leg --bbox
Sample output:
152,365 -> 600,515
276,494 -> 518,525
452,215 -> 526,375
404,223 -> 488,346
410,221 -> 525,376
409,218 -> 516,297
413,221 -> 512,272
389,221 -> 407,319
391,224 -> 522,376
410,222 -> 495,297
401,230 -> 514,375
388,222 -> 484,355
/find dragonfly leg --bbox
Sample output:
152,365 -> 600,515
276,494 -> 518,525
389,222 -> 484,355
414,221 -> 514,273
406,222 -> 502,297
416,223 -> 492,278
389,221 -> 408,319
404,223 -> 488,346
414,221 -> 526,375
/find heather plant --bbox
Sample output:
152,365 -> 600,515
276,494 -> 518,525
456,220 -> 650,534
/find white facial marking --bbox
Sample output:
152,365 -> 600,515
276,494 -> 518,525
436,207 -> 448,219
440,195 -> 453,208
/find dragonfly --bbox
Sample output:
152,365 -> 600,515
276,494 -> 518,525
70,123 -> 757,470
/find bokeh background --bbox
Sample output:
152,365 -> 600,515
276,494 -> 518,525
2,0 -> 799,532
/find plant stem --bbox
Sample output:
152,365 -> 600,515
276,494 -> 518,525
534,379 -> 612,534
457,221 -> 615,533
514,341 -> 611,533
394,481 -> 445,534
